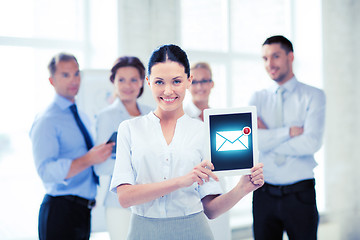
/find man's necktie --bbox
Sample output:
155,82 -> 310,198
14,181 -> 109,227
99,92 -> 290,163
70,104 -> 99,184
70,104 -> 93,150
275,87 -> 284,128
275,87 -> 286,166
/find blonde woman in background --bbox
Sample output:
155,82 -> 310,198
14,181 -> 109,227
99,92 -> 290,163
184,62 -> 214,121
94,56 -> 153,239
184,62 -> 231,240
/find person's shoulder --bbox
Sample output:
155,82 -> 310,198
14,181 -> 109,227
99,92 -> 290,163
182,115 -> 207,140
182,114 -> 205,129
138,103 -> 154,115
37,102 -> 62,121
96,106 -> 115,124
296,81 -> 325,97
117,113 -> 151,135
296,80 -> 321,90
97,104 -> 113,115
31,102 -> 61,132
97,101 -> 121,116
183,100 -> 193,112
253,86 -> 274,96
96,101 -> 130,126
183,101 -> 202,119
249,86 -> 274,105
124,112 -> 150,126
183,104 -> 191,116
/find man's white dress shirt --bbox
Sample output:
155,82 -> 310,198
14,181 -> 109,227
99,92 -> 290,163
249,76 -> 326,185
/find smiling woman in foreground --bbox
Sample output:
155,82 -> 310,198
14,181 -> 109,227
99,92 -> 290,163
110,44 -> 264,240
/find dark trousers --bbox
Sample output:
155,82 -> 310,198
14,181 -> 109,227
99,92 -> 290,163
38,194 -> 91,240
252,179 -> 319,240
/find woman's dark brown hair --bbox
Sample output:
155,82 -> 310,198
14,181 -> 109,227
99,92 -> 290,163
110,56 -> 145,98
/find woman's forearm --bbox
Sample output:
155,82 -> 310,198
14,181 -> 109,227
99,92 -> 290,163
116,177 -> 183,208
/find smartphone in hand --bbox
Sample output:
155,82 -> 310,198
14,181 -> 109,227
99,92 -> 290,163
106,132 -> 117,156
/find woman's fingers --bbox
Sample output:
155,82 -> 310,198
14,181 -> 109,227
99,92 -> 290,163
193,161 -> 219,184
201,161 -> 219,181
250,163 -> 264,186
201,160 -> 214,170
251,176 -> 264,186
251,163 -> 264,172
193,168 -> 209,183
206,169 -> 219,182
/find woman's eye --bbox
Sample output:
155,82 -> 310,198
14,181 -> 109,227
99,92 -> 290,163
173,79 -> 181,84
131,78 -> 139,83
155,80 -> 163,85
118,78 -> 125,82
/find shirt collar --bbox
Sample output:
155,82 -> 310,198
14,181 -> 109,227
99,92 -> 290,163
148,111 -> 187,123
54,94 -> 75,111
113,97 -> 148,115
113,98 -> 127,113
148,111 -> 160,123
271,76 -> 297,94
282,76 -> 297,93
186,101 -> 202,119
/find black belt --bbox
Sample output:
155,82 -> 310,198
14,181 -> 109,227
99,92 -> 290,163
56,195 -> 96,209
262,179 -> 315,197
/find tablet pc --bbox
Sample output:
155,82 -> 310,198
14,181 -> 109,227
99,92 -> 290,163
204,106 -> 258,176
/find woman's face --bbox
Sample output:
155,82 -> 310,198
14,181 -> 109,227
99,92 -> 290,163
113,66 -> 143,103
147,61 -> 191,114
189,67 -> 214,104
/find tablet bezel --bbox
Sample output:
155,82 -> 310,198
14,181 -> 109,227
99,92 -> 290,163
204,106 -> 258,176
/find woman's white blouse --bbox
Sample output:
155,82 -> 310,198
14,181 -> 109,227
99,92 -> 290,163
110,112 -> 223,218
94,98 -> 153,207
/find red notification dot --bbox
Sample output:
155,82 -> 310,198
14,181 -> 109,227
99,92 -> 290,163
243,127 -> 251,135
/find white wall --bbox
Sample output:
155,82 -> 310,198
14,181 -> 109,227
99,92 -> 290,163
322,0 -> 360,239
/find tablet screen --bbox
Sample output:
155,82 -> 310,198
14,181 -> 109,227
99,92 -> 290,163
204,106 -> 258,176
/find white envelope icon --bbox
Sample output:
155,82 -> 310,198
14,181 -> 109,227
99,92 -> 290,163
216,130 -> 249,151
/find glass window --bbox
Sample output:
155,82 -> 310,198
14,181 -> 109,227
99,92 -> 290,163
230,0 -> 291,54
89,0 -> 118,68
0,46 -> 48,239
207,63 -> 228,108
0,0 -> 34,38
0,0 -> 84,40
231,58 -> 270,107
292,0 -> 323,89
181,0 -> 228,52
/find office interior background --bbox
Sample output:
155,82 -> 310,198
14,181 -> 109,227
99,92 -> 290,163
0,0 -> 359,239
